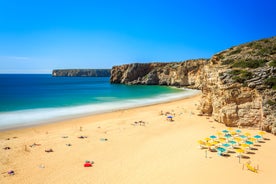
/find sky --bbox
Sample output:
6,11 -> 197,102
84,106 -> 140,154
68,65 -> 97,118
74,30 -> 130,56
0,0 -> 275,73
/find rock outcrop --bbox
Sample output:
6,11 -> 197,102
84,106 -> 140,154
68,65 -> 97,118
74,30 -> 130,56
200,37 -> 276,133
110,59 -> 208,88
52,69 -> 111,77
110,36 -> 276,134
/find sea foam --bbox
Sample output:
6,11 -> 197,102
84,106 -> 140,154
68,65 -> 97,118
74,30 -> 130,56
0,88 -> 200,130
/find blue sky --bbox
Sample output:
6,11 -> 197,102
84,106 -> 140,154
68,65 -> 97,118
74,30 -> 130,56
0,0 -> 275,73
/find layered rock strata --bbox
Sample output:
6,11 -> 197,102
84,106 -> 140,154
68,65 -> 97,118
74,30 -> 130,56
110,59 -> 208,88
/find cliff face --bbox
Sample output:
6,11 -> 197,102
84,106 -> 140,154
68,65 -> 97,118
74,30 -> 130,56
110,36 -> 276,134
52,69 -> 111,77
200,37 -> 276,133
110,59 -> 208,88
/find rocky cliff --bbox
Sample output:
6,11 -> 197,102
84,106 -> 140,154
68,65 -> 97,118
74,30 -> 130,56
110,36 -> 276,134
110,59 -> 208,88
52,69 -> 111,77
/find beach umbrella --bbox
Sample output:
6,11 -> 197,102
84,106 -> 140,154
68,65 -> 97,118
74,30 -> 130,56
210,141 -> 220,146
229,140 -> 237,146
244,132 -> 251,137
259,131 -> 266,135
245,140 -> 253,145
167,116 -> 173,121
206,142 -> 213,147
234,137 -> 242,142
217,132 -> 223,137
239,135 -> 247,139
198,140 -> 206,148
224,134 -> 232,139
198,140 -> 205,144
210,135 -> 217,139
241,144 -> 250,149
248,137 -> 257,143
205,137 -> 211,141
222,143 -> 230,148
254,135 -> 262,139
236,149 -> 245,162
236,149 -> 244,153
217,147 -> 227,156
236,129 -> 242,133
218,138 -> 226,143
222,129 -> 229,134
236,149 -> 245,158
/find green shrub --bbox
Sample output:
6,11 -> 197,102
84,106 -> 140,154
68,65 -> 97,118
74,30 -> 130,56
229,69 -> 242,75
267,100 -> 276,106
229,70 -> 252,83
269,60 -> 276,67
265,77 -> 276,90
228,48 -> 242,55
221,59 -> 234,65
232,59 -> 268,68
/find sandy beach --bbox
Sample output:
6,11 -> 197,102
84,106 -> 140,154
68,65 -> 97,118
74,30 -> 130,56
0,94 -> 275,184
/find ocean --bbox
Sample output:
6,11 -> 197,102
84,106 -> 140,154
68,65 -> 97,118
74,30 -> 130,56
0,74 -> 199,130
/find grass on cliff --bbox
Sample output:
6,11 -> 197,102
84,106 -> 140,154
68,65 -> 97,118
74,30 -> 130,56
229,70 -> 253,83
267,99 -> 276,107
269,60 -> 276,67
265,77 -> 276,90
231,59 -> 268,68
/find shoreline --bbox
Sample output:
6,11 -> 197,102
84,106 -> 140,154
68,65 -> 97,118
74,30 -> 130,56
1,94 -> 275,184
0,88 -> 200,131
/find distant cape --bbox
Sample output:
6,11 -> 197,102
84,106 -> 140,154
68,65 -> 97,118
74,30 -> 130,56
52,69 -> 111,77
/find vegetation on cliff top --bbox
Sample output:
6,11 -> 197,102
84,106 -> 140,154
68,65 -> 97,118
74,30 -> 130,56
215,36 -> 276,90
217,36 -> 276,69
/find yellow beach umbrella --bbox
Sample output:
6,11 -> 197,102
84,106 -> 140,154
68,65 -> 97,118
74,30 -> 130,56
259,131 -> 266,135
248,137 -> 256,142
241,144 -> 250,149
198,140 -> 205,145
244,132 -> 251,137
217,132 -> 223,137
234,137 -> 242,142
218,138 -> 226,143
230,131 -> 236,135
227,127 -> 233,131
206,142 -> 213,147
210,141 -> 220,146
236,148 -> 245,154
205,137 -> 211,141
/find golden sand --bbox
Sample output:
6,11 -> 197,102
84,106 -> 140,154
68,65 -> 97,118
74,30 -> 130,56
0,94 -> 275,184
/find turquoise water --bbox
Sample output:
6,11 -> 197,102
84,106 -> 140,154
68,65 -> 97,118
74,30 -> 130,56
0,74 -> 199,130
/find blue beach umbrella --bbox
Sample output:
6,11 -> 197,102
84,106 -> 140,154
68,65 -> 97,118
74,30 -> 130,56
228,140 -> 237,145
222,130 -> 229,134
236,129 -> 242,133
254,135 -> 262,139
167,116 -> 173,119
222,143 -> 230,148
245,141 -> 253,145
224,134 -> 232,139
210,135 -> 217,139
217,147 -> 227,156
239,135 -> 247,139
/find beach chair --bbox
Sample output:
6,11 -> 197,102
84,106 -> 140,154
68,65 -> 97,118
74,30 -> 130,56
245,162 -> 258,173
